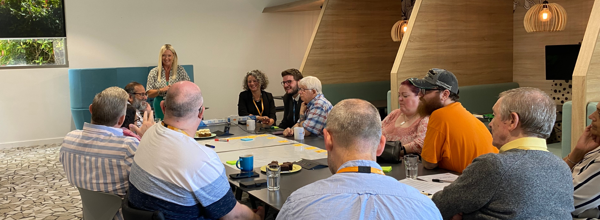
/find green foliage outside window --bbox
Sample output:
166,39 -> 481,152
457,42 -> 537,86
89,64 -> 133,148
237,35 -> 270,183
0,0 -> 66,66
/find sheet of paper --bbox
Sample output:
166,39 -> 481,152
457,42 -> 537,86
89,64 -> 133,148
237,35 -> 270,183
417,173 -> 459,183
399,178 -> 450,195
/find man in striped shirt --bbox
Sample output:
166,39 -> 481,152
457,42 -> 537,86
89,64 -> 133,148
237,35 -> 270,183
565,102 -> 600,218
60,87 -> 153,220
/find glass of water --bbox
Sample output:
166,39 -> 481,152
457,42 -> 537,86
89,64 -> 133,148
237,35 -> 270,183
404,154 -> 419,180
267,164 -> 281,191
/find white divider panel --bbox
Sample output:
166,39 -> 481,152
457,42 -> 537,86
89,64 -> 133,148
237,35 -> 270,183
196,134 -> 298,153
217,143 -> 328,169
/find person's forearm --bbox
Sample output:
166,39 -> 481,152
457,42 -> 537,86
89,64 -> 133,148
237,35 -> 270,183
147,89 -> 160,98
565,148 -> 587,169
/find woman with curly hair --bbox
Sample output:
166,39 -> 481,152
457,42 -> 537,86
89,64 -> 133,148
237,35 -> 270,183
238,70 -> 276,126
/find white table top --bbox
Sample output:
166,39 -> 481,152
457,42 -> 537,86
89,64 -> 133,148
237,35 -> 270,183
196,134 -> 298,153
216,143 -> 328,169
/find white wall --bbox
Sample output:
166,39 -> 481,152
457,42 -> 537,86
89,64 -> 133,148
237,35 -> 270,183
0,0 -> 319,147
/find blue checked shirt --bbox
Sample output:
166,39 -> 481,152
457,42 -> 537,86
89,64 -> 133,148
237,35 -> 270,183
300,94 -> 332,136
60,123 -> 139,220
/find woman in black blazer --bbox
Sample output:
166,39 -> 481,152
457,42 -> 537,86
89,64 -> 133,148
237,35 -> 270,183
238,70 -> 277,126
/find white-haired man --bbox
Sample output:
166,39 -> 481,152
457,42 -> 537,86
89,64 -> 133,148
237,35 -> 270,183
127,81 -> 263,220
283,76 -> 332,137
432,87 -> 574,219
60,87 -> 154,220
277,99 -> 442,220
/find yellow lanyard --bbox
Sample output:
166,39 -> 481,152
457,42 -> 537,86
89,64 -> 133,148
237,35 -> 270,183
252,97 -> 264,116
162,122 -> 191,137
336,166 -> 385,176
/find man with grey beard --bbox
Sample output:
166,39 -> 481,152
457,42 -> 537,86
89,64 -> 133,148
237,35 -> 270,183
124,82 -> 151,128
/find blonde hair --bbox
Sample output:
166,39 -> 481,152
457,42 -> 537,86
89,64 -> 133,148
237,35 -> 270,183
157,44 -> 179,82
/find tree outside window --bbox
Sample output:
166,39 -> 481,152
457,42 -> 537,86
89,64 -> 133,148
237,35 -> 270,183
0,0 -> 67,67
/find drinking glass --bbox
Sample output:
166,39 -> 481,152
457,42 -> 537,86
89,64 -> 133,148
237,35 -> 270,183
404,154 -> 419,180
267,164 -> 281,191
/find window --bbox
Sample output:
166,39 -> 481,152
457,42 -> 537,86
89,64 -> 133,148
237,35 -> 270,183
0,0 -> 67,67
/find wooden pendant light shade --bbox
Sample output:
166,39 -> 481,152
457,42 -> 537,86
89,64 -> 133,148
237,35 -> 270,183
524,1 -> 567,33
391,20 -> 408,42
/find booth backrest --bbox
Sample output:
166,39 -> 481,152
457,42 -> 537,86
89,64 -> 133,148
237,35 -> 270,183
387,82 -> 519,115
321,80 -> 390,106
561,101 -> 597,157
459,82 -> 520,114
68,65 -> 194,130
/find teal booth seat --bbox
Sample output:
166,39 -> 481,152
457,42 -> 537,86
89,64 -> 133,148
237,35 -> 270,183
321,80 -> 390,106
387,82 -> 519,115
561,101 -> 597,157
69,65 -> 194,130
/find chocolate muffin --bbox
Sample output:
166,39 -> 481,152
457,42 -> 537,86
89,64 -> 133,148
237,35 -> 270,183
281,162 -> 293,171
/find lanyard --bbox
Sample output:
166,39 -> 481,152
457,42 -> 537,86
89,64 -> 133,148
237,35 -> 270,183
336,166 -> 385,176
252,97 -> 264,116
162,121 -> 191,137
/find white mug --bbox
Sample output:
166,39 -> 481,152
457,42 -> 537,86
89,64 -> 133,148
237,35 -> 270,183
294,127 -> 305,140
247,120 -> 256,131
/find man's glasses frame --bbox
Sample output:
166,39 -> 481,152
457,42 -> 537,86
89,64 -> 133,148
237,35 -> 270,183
281,80 -> 293,86
131,92 -> 148,97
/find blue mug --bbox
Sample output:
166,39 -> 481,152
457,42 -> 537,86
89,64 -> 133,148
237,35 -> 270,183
236,154 -> 254,172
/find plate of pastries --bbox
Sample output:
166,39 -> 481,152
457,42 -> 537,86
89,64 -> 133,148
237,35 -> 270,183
260,161 -> 302,173
194,129 -> 216,140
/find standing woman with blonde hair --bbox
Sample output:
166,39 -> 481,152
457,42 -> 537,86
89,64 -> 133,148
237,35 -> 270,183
146,44 -> 190,120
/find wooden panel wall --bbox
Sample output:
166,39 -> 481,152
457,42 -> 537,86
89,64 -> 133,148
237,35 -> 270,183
572,0 -> 600,149
390,0 -> 513,110
513,0 -> 594,93
300,0 -> 402,84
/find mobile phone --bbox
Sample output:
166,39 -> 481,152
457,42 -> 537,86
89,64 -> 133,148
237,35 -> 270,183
239,179 -> 267,188
229,172 -> 259,179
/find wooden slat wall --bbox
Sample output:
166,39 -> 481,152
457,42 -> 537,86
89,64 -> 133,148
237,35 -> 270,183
513,0 -> 594,93
572,0 -> 600,149
390,0 -> 513,110
300,0 -> 402,84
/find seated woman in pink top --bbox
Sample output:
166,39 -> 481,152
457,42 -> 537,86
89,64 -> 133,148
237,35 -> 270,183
382,79 -> 429,155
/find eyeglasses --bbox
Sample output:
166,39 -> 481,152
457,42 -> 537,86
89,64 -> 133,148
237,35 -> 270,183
199,105 -> 204,114
298,88 -> 312,93
281,80 -> 293,86
131,92 -> 147,97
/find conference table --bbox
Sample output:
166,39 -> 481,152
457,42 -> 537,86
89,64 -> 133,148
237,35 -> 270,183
202,123 -> 449,213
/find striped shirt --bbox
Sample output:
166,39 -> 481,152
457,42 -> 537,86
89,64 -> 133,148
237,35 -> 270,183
573,146 -> 600,217
301,94 -> 332,136
128,124 -> 236,219
60,123 -> 139,220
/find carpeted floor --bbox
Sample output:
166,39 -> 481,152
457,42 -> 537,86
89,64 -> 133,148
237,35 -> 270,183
0,144 -> 82,220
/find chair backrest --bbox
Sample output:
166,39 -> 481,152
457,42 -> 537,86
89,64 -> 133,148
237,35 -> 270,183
77,187 -> 122,220
122,193 -> 165,220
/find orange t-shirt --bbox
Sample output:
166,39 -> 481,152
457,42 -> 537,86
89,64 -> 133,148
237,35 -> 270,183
421,102 -> 498,173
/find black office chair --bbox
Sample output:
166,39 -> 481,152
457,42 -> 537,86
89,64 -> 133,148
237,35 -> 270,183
122,193 -> 165,220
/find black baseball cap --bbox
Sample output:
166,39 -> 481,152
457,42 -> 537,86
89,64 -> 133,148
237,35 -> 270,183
408,68 -> 459,94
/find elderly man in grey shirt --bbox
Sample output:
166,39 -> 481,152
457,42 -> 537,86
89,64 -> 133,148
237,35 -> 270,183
432,87 -> 574,219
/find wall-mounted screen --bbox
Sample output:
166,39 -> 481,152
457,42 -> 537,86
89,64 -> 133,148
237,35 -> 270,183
545,44 -> 581,80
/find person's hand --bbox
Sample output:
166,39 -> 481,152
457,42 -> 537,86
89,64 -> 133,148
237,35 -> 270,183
283,128 -> 294,137
258,116 -> 271,125
159,85 -> 170,93
451,213 -> 463,220
253,206 -> 265,220
300,102 -> 307,114
144,102 -> 152,112
575,124 -> 600,154
129,110 -> 155,138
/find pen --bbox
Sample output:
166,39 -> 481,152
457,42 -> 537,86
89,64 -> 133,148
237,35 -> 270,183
432,179 -> 453,183
215,138 -> 229,142
420,191 -> 432,196
205,144 -> 215,148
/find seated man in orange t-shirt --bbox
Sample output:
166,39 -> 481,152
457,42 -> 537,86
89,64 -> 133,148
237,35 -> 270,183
408,68 -> 498,173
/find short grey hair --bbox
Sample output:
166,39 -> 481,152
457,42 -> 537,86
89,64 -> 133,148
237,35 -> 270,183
242,70 -> 269,91
298,76 -> 322,94
91,87 -> 129,126
498,87 -> 556,139
325,99 -> 382,149
164,85 -> 203,119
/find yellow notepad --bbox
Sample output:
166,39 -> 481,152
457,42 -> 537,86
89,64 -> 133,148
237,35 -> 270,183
293,144 -> 303,147
304,147 -> 317,150
279,140 -> 289,143
315,150 -> 327,153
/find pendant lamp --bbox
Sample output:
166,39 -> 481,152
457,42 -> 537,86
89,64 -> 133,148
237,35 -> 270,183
391,20 -> 409,42
524,0 -> 567,33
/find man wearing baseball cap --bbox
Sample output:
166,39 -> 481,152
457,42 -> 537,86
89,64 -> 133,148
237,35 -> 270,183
408,68 -> 498,173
